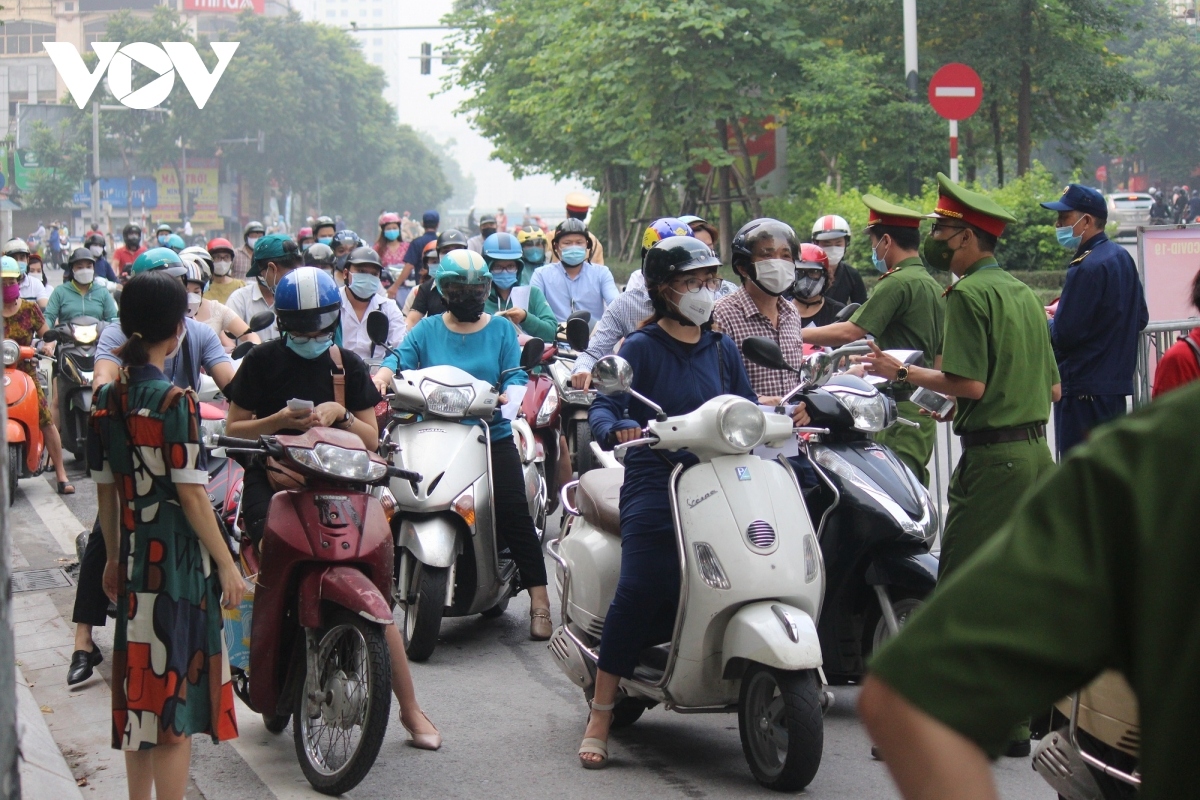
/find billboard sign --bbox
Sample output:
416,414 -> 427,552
1138,225 -> 1200,323
156,159 -> 221,225
72,178 -> 158,209
184,0 -> 265,11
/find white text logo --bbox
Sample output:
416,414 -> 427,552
45,42 -> 239,110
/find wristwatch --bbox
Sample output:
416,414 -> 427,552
895,366 -> 909,382
337,410 -> 353,428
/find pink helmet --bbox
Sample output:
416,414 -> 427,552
378,212 -> 402,227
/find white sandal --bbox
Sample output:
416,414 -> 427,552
578,701 -> 615,770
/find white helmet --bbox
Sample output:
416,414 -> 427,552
2,238 -> 29,257
811,215 -> 851,242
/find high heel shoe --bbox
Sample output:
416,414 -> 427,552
400,709 -> 442,751
578,701 -> 614,769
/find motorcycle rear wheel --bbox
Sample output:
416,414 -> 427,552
401,561 -> 448,662
293,609 -> 391,796
862,588 -> 927,661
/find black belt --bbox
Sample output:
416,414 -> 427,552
959,423 -> 1046,448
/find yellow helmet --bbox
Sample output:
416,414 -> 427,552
515,225 -> 546,246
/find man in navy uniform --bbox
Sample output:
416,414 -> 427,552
1040,184 -> 1147,455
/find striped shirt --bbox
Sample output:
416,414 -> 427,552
712,287 -> 805,398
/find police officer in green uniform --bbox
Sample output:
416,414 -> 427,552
803,195 -> 945,485
859,381 -> 1200,800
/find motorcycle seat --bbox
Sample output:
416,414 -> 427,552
576,468 -> 623,537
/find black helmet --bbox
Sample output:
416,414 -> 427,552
68,246 -> 96,266
331,229 -> 360,250
122,222 -> 141,237
85,232 -> 106,249
312,215 -> 336,236
552,217 -> 590,248
731,218 -> 799,269
243,220 -> 265,239
642,236 -> 722,287
346,245 -> 382,270
436,228 -> 469,254
303,242 -> 336,269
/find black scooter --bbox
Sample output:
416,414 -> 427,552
52,315 -> 108,460
743,337 -> 939,684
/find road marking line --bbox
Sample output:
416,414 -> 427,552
21,477 -> 86,557
228,698 -> 356,799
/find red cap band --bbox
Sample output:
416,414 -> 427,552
868,209 -> 922,229
934,194 -> 1007,237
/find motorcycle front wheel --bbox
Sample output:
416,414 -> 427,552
738,665 -> 823,791
293,608 -> 391,796
573,420 -> 594,475
862,588 -> 927,661
400,559 -> 448,662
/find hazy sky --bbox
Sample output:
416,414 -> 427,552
313,0 -> 589,215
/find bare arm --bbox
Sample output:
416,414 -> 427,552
98,482 -> 122,601
405,310 -> 424,330
176,483 -> 244,609
864,342 -> 985,400
225,401 -> 317,440
800,321 -> 868,347
312,403 -> 380,451
858,676 -> 998,800
94,358 -> 120,389
1052,383 -> 1062,402
209,361 -> 236,392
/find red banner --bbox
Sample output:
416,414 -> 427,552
184,0 -> 264,13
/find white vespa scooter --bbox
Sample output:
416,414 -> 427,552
548,355 -> 829,791
375,326 -> 547,661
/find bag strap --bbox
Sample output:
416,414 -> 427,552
328,345 -> 346,408
1182,333 -> 1200,370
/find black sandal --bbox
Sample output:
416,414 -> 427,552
57,481 -> 75,495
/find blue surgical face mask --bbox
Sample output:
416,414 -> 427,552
348,272 -> 381,298
157,234 -> 170,246
870,239 -> 890,273
383,229 -> 400,242
1055,216 -> 1086,250
317,236 -> 333,246
523,246 -> 544,265
285,332 -> 333,360
561,245 -> 587,266
492,270 -> 518,289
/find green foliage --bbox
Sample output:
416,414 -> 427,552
764,163 -> 1070,272
20,122 -> 88,213
1112,32 -> 1200,180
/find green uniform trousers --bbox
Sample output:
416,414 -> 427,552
876,399 -> 938,487
940,436 -> 1055,583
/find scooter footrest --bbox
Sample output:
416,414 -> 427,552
631,643 -> 671,682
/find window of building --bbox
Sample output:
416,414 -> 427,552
0,21 -> 55,55
326,10 -> 336,17
373,38 -> 382,46
373,8 -> 382,17
83,20 -> 109,46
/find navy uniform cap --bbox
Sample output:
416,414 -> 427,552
1041,184 -> 1107,218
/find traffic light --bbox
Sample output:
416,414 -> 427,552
419,42 -> 432,75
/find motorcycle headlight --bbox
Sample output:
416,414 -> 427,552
72,324 -> 98,344
420,379 -> 475,416
811,446 -> 930,541
828,387 -> 893,432
717,398 -> 765,450
287,443 -> 388,482
2,340 -> 19,366
535,389 -> 559,426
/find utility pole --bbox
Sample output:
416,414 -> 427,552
903,0 -> 920,196
91,101 -> 101,229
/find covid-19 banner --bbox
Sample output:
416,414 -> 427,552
156,159 -> 221,226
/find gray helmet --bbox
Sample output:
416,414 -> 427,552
303,242 -> 336,269
243,220 -> 266,238
68,247 -> 96,266
346,245 -> 382,270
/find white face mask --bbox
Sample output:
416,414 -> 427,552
246,237 -> 261,250
750,258 -> 796,296
821,245 -> 845,268
186,293 -> 202,318
213,258 -> 232,276
73,267 -> 95,285
89,245 -> 104,258
165,326 -> 186,360
673,286 -> 716,326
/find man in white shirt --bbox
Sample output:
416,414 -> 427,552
339,246 -> 406,359
225,234 -> 302,341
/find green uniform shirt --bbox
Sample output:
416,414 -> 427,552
850,257 -> 945,364
939,257 -> 1059,434
869,381 -> 1200,797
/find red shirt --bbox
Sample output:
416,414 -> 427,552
111,245 -> 146,276
1152,327 -> 1200,398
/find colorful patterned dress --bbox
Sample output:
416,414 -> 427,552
3,300 -> 51,427
89,365 -> 238,750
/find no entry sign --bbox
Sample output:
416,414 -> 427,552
928,63 -> 983,121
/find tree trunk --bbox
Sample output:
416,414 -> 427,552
715,120 -> 733,266
990,101 -> 1005,187
1016,0 -> 1033,176
730,118 -> 764,218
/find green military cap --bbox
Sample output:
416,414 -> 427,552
246,233 -> 301,278
863,194 -> 925,230
925,173 -> 1016,237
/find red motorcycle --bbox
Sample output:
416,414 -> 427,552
4,335 -> 54,504
217,428 -> 419,796
518,340 -> 563,526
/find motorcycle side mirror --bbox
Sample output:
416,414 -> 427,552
247,311 -> 275,333
804,352 -> 834,387
565,317 -> 590,352
41,330 -> 58,344
520,338 -> 545,370
366,310 -> 390,346
592,355 -> 633,395
742,337 -> 798,373
834,302 -> 861,323
566,310 -> 592,325
231,341 -> 255,360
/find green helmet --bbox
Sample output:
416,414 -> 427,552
131,246 -> 187,277
434,249 -> 491,295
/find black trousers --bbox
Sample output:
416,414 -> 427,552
240,435 -> 547,589
71,517 -> 110,627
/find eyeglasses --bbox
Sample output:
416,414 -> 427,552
672,275 -> 723,293
288,331 -> 333,345
930,222 -> 967,236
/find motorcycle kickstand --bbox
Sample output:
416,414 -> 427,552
873,584 -> 901,636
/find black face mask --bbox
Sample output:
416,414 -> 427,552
447,297 -> 485,322
124,237 -> 140,249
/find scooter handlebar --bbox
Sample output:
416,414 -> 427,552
215,435 -> 261,451
387,466 -> 422,482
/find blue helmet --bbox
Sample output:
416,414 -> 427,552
166,233 -> 186,252
481,232 -> 522,263
274,266 -> 341,334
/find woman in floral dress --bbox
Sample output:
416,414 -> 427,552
1,255 -> 73,492
89,271 -> 243,800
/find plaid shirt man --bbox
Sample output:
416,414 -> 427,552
712,286 -> 806,398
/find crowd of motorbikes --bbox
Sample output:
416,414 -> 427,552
3,294 -> 1139,797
